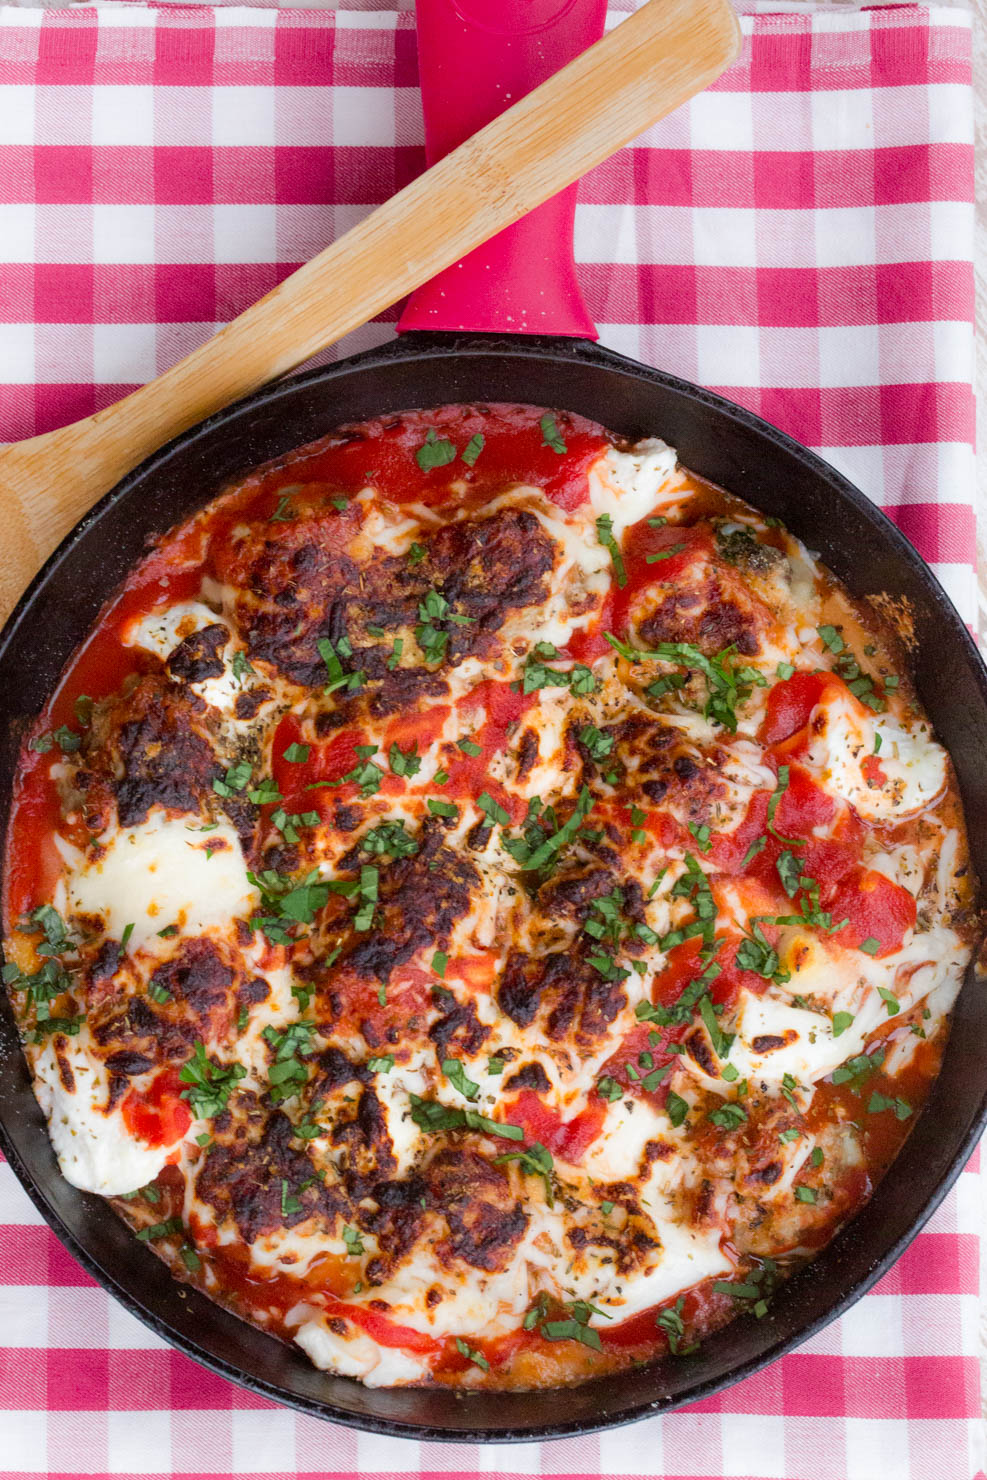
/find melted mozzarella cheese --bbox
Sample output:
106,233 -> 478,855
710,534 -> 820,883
581,1096 -> 672,1183
806,688 -> 947,822
349,489 -> 440,560
31,1031 -> 175,1195
294,1317 -> 429,1386
59,813 -> 257,949
373,1058 -> 429,1175
123,600 -> 219,659
123,598 -> 246,715
712,920 -> 968,1089
588,441 -> 681,536
586,1219 -> 730,1326
721,992 -> 846,1088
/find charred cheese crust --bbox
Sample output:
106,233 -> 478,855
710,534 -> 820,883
3,405 -> 978,1391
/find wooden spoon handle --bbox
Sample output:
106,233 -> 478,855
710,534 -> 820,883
0,0 -> 740,619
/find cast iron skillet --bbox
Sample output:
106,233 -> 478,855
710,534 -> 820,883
2,0 -> 986,1446
2,332 -> 987,1441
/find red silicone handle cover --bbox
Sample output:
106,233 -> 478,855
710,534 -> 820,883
397,0 -> 605,338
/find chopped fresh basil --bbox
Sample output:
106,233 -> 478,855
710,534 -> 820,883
455,1336 -> 490,1370
539,413 -> 567,454
494,1139 -> 555,1205
605,632 -> 766,734
388,740 -> 421,778
248,776 -> 283,806
213,760 -> 252,797
867,1091 -> 912,1120
818,625 -> 844,653
318,636 -> 364,696
342,1225 -> 365,1256
579,724 -> 614,761
708,1101 -> 747,1131
595,512 -> 627,588
179,1042 -> 247,1118
831,1047 -> 885,1088
442,1057 -> 480,1100
688,821 -> 712,854
281,1179 -> 302,1217
477,791 -> 510,827
136,1216 -> 184,1243
656,1295 -> 696,1355
409,1095 -> 523,1141
262,1021 -> 315,1104
877,984 -> 899,1014
416,428 -> 457,472
362,819 -> 418,859
776,849 -> 802,898
740,835 -> 767,869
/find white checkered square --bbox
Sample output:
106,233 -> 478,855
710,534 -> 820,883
1,322 -> 35,384
213,86 -> 277,146
331,84 -> 396,145
93,85 -> 155,146
0,83 -> 36,146
93,204 -> 157,264
108,1410 -> 173,1473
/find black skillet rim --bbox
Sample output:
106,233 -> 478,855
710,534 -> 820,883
2,331 -> 986,1442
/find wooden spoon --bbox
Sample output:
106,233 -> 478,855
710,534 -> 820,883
0,0 -> 740,619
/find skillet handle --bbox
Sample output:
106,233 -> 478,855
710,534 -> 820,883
397,0 -> 605,338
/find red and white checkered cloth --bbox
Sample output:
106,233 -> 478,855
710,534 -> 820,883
0,3 -> 981,1476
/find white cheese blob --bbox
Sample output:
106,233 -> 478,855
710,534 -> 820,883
31,1031 -> 174,1195
713,919 -> 968,1090
124,598 -> 252,716
61,812 -> 257,949
805,687 -> 947,822
294,1317 -> 428,1386
585,1219 -> 731,1327
123,600 -> 220,661
588,440 -> 681,536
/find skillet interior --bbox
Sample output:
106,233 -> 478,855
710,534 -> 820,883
1,332 -> 986,1441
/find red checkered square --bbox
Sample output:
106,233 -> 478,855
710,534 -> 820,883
34,145 -> 92,204
33,262 -> 93,323
155,146 -> 214,206
47,1349 -> 110,1411
155,263 -> 216,323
